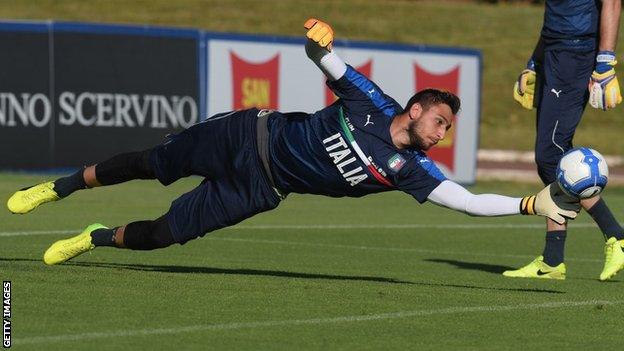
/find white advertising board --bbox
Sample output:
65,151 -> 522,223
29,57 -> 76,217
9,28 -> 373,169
206,33 -> 481,183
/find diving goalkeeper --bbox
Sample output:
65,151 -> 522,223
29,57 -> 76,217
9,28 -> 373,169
8,19 -> 580,265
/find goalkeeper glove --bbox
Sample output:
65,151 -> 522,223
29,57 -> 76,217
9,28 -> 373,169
304,18 -> 334,51
513,58 -> 537,110
520,183 -> 580,225
589,51 -> 622,110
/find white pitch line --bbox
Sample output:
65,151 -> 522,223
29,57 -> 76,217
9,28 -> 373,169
0,222 -> 601,237
1,226 -> 605,263
0,229 -> 77,237
14,300 -> 623,345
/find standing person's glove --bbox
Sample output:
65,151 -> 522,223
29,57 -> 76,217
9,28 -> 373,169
589,51 -> 622,110
520,183 -> 581,225
304,18 -> 334,51
513,58 -> 537,110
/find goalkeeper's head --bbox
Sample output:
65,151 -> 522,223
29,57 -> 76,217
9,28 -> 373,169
402,89 -> 460,115
399,89 -> 461,151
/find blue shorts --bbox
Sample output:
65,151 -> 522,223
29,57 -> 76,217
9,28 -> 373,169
149,109 -> 281,244
534,48 -> 594,184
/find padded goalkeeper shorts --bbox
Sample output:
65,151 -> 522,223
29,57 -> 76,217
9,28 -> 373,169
150,108 -> 282,244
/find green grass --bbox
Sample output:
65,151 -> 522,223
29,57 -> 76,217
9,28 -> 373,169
2,173 -> 624,350
0,0 -> 622,153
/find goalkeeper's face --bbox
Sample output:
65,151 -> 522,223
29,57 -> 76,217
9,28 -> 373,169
407,103 -> 453,150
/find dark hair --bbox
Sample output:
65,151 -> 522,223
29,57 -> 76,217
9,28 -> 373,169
402,88 -> 461,115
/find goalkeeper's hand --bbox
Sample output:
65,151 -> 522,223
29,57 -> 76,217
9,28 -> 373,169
513,58 -> 537,110
520,183 -> 580,225
304,18 -> 334,51
589,51 -> 622,110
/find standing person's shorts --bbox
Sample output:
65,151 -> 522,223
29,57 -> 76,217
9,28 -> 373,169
534,48 -> 595,184
149,108 -> 282,244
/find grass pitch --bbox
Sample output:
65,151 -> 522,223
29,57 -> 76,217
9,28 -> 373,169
2,173 -> 624,350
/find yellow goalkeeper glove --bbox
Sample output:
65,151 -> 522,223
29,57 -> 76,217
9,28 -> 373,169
589,51 -> 622,110
304,18 -> 334,51
520,183 -> 580,225
513,58 -> 536,110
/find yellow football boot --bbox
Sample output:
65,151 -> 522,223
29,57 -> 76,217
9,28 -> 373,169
43,224 -> 107,265
502,256 -> 566,280
7,181 -> 60,214
599,237 -> 624,281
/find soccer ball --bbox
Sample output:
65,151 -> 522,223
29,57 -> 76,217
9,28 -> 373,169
556,147 -> 609,199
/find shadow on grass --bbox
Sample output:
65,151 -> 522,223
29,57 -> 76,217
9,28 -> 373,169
0,257 -> 411,285
1,257 -> 563,293
73,261 -> 418,285
424,258 -> 517,274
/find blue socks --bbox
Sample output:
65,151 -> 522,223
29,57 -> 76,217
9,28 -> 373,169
587,198 -> 624,241
542,230 -> 566,266
541,199 -> 623,266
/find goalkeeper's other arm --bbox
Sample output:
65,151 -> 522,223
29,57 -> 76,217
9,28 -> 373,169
588,51 -> 622,110
304,18 -> 346,81
512,58 -> 537,110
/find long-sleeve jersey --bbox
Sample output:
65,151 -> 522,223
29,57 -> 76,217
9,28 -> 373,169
267,65 -> 446,203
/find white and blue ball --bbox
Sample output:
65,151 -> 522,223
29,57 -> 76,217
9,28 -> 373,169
556,147 -> 609,199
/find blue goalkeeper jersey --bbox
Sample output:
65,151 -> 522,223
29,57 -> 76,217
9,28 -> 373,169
541,0 -> 600,50
267,65 -> 446,203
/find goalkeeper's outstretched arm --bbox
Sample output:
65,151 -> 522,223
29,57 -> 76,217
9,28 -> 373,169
427,180 -> 580,225
304,18 -> 346,81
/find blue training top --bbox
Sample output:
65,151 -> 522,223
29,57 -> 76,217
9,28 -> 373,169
541,0 -> 600,51
267,65 -> 446,203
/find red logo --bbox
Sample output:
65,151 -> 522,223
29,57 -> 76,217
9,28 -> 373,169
325,59 -> 372,106
230,52 -> 279,109
414,64 -> 460,172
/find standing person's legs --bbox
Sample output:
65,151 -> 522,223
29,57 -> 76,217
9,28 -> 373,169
537,50 -> 624,280
534,49 -> 591,268
504,49 -> 624,280
503,49 -> 591,280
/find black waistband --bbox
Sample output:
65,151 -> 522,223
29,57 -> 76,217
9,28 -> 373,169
255,110 -> 286,199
